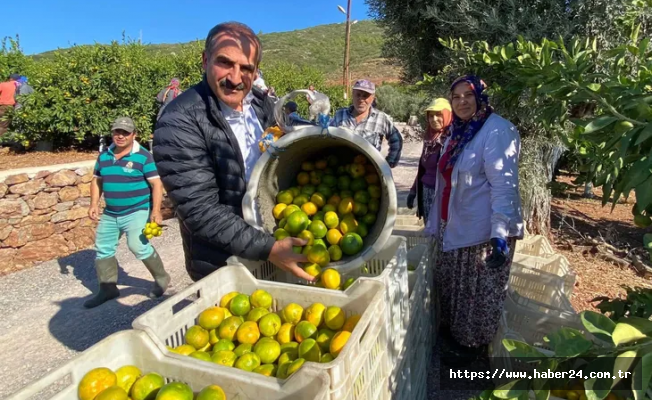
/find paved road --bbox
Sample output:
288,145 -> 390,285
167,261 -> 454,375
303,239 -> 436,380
0,140 -> 483,399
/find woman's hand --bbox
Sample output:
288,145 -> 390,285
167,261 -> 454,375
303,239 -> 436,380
485,238 -> 508,268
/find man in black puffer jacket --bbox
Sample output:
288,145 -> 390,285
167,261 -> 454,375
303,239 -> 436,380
153,22 -> 312,282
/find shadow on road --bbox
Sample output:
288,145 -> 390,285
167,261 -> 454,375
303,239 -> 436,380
49,250 -> 166,352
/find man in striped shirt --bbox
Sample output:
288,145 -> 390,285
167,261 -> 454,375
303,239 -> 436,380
85,117 -> 170,308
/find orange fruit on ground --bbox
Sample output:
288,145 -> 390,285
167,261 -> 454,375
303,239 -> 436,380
327,195 -> 341,207
303,263 -> 322,278
326,229 -> 343,246
254,338 -> 282,364
297,172 -> 310,185
304,303 -> 327,327
285,210 -> 310,235
301,201 -> 318,216
277,323 -> 295,344
130,373 -> 165,400
298,338 -> 321,362
250,289 -> 273,309
218,316 -> 244,341
297,230 -> 315,245
185,325 -> 209,349
283,204 -> 301,219
236,321 -> 260,344
316,329 -> 336,352
301,161 -> 315,171
198,307 -> 229,330
321,269 -> 341,290
286,358 -> 306,377
276,190 -> 294,205
295,321 -> 318,343
342,315 -> 361,332
282,303 -> 304,325
211,350 -> 237,367
330,331 -> 352,357
339,215 -> 358,235
94,386 -> 128,400
338,197 -> 354,215
212,338 -> 235,352
219,291 -> 240,309
328,245 -> 343,261
293,194 -> 310,206
235,352 -> 262,372
324,306 -> 346,330
196,385 -> 227,400
307,245 -> 330,267
274,228 -> 291,241
253,364 -> 278,377
259,312 -> 283,337
78,367 -> 118,400
341,232 -> 363,256
308,220 -> 328,239
234,343 -> 253,357
115,365 -> 141,394
229,294 -> 251,316
273,203 -> 288,219
155,382 -> 193,400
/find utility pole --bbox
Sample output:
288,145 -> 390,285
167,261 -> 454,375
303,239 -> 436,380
342,0 -> 352,100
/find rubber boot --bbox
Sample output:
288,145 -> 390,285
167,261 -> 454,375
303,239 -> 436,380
84,257 -> 120,309
142,249 -> 170,298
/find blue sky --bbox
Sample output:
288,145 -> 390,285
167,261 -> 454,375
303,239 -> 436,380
3,0 -> 372,55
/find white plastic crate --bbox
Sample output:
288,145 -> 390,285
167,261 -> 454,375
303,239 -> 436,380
229,236 -> 409,369
490,293 -> 586,385
392,224 -> 428,251
508,265 -> 575,313
6,330 -> 330,400
512,253 -> 575,295
390,243 -> 432,400
515,235 -> 555,257
132,265 -> 390,400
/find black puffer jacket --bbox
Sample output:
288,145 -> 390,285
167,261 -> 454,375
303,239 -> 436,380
153,77 -> 276,281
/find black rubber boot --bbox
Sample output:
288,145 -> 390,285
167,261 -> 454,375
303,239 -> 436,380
142,249 -> 170,298
84,257 -> 120,309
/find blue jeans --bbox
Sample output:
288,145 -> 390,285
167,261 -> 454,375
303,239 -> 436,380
95,210 -> 153,260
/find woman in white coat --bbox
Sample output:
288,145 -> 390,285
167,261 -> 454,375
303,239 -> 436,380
426,75 -> 524,357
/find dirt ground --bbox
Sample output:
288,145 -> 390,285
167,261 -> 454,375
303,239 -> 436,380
549,175 -> 652,312
0,148 -> 97,171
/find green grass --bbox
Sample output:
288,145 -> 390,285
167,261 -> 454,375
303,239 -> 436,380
34,20 -> 401,83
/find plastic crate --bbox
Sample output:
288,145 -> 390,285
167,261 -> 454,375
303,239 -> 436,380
508,265 -> 575,313
515,235 -> 555,257
229,236 -> 409,369
6,330 -> 330,400
490,293 -> 586,385
132,265 -> 390,400
392,224 -> 429,251
512,253 -> 575,295
390,243 -> 432,400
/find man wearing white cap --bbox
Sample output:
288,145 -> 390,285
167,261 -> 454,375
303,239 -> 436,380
330,79 -> 403,167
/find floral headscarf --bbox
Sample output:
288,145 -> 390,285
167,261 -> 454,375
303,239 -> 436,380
444,75 -> 493,169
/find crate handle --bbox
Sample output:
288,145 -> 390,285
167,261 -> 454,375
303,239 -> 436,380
171,289 -> 202,315
6,366 -> 72,399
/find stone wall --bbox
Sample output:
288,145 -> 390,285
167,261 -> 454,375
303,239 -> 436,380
0,164 -> 174,275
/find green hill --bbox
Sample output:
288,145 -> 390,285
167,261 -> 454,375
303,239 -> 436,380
35,21 -> 401,83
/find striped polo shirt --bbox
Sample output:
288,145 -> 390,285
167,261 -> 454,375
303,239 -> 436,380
93,141 -> 159,216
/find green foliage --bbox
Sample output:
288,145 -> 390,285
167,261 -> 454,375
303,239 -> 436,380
592,286 -> 652,321
374,84 -> 429,122
0,36 -> 35,79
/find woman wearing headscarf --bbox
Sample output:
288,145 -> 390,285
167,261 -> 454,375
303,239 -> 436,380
407,98 -> 452,221
425,75 -> 524,357
156,78 -> 182,120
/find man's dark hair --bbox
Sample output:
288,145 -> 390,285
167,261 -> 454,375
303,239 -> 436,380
205,22 -> 263,66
